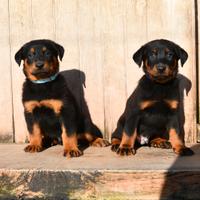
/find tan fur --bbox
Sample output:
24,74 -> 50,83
140,100 -> 157,110
111,138 -> 121,146
29,123 -> 43,147
120,131 -> 137,149
24,99 -> 63,114
61,125 -> 81,157
24,100 -> 40,113
165,100 -> 179,109
40,99 -> 63,114
169,128 -> 184,154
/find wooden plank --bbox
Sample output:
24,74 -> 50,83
197,0 -> 200,141
9,0 -> 32,143
1,144 -> 200,199
5,0 -> 197,144
171,0 -> 196,143
31,0 -> 55,39
77,0 -> 105,136
146,0 -> 196,143
0,0 -> 13,142
9,0 -> 56,143
125,0 -> 147,96
102,0 -> 127,139
54,0 -> 82,111
54,0 -> 80,68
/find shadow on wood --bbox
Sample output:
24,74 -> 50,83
160,144 -> 200,200
177,74 -> 192,142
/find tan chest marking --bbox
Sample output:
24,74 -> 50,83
24,99 -> 63,114
164,100 -> 179,109
140,100 -> 157,110
40,99 -> 63,114
24,101 -> 40,113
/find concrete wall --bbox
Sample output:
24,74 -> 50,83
0,0 -> 197,143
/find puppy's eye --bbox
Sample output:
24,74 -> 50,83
167,52 -> 174,59
28,53 -> 35,59
151,51 -> 157,58
44,51 -> 51,57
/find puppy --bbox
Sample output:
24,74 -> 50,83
111,39 -> 194,156
15,39 -> 109,157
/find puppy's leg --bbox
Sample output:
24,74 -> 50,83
111,114 -> 125,152
116,131 -> 137,156
61,125 -> 83,158
24,123 -> 43,153
61,109 -> 83,158
168,115 -> 194,156
116,115 -> 139,156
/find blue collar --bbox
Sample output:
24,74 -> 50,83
30,73 -> 59,84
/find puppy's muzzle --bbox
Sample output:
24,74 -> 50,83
157,63 -> 166,73
35,61 -> 44,69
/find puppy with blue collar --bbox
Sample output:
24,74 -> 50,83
15,39 -> 109,158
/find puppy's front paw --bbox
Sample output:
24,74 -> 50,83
111,138 -> 121,152
111,144 -> 120,152
24,144 -> 43,153
63,148 -> 83,158
150,138 -> 172,149
116,145 -> 136,156
92,138 -> 110,147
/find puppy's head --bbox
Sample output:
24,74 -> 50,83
133,39 -> 188,83
15,39 -> 64,81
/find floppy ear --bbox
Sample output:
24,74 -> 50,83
15,47 -> 23,66
175,45 -> 188,67
53,42 -> 65,61
133,45 -> 145,67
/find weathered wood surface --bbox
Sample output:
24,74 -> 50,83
0,0 -> 13,142
0,0 -> 197,143
0,144 -> 200,199
1,170 -> 200,200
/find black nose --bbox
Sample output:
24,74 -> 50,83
157,64 -> 166,73
35,61 -> 44,69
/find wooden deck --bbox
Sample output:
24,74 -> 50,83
0,143 -> 200,199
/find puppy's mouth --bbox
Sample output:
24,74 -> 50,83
151,74 -> 173,83
32,69 -> 48,75
154,74 -> 169,79
31,69 -> 52,79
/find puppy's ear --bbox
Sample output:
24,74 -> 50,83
53,42 -> 65,61
175,45 -> 188,67
15,47 -> 23,66
133,45 -> 145,67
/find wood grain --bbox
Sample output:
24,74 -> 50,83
0,0 -> 13,142
8,0 -> 32,143
0,0 -> 197,143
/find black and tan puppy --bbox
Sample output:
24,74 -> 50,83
111,39 -> 194,156
15,39 -> 109,157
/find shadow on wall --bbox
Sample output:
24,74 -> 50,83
177,74 -> 192,142
160,144 -> 200,200
60,69 -> 103,142
60,69 -> 90,120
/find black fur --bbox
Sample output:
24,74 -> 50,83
15,39 -> 64,66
